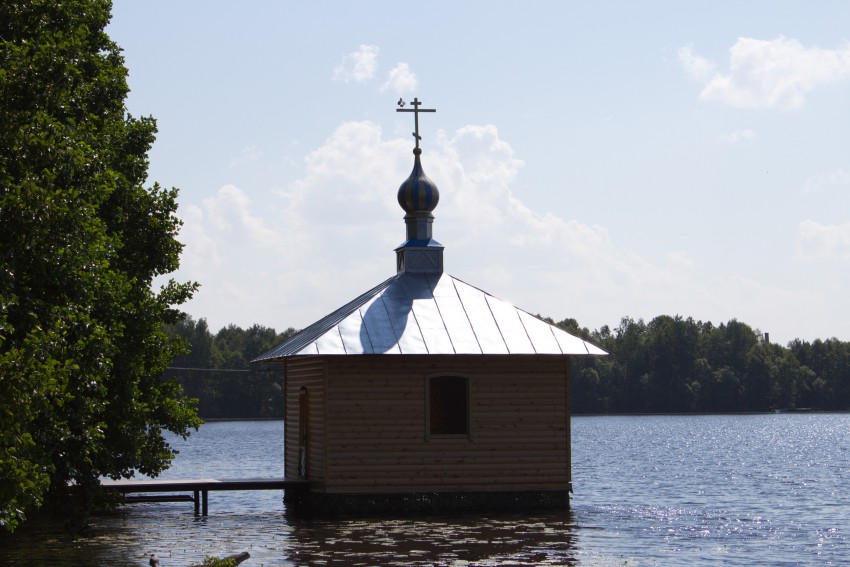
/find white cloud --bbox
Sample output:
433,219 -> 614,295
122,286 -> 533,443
173,184 -> 308,328
678,43 -> 716,83
177,121 -> 663,330
666,251 -> 696,270
173,120 -> 840,343
178,203 -> 220,273
203,185 -> 284,247
380,62 -> 418,94
679,37 -> 850,109
722,128 -> 756,143
795,220 -> 850,261
228,144 -> 264,168
802,169 -> 850,194
283,121 -> 410,211
704,274 -> 810,340
274,122 -> 848,343
332,44 -> 379,83
416,124 -> 714,326
177,184 -> 288,286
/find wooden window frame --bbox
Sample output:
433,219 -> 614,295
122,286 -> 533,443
425,374 -> 471,441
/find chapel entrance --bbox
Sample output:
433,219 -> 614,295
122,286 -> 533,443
298,387 -> 308,479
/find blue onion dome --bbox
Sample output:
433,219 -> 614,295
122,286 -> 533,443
397,148 -> 439,214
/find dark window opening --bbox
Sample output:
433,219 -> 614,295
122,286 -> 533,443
429,375 -> 468,435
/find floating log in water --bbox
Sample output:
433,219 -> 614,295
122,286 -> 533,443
223,552 -> 250,565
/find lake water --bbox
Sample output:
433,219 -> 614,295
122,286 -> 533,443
1,414 -> 848,566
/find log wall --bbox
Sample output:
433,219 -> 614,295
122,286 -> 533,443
283,356 -> 326,487
299,354 -> 572,494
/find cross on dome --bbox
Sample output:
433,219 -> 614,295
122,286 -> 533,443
397,97 -> 436,150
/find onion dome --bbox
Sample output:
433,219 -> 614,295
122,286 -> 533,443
397,147 -> 439,214
394,98 -> 443,274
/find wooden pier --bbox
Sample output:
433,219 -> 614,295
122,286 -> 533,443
100,477 -> 309,516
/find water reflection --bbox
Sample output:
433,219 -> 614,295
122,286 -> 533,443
284,512 -> 577,566
1,508 -> 578,566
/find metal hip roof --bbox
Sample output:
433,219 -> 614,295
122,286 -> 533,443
252,272 -> 606,361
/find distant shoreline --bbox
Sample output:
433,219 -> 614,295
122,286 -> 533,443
196,411 -> 849,423
572,409 -> 849,417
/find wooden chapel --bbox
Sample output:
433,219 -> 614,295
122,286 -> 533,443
252,99 -> 605,515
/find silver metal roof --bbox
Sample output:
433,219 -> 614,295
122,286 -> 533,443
252,272 -> 606,361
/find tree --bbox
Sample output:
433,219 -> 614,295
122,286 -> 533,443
790,338 -> 850,410
0,0 -> 200,532
170,316 -> 214,369
641,315 -> 701,412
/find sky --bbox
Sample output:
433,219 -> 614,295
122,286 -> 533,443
107,1 -> 850,345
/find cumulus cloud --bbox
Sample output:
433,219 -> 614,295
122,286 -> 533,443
722,129 -> 756,143
273,122 -> 844,341
177,185 -> 287,282
380,62 -> 418,94
795,220 -> 850,261
171,184 -> 309,329
332,44 -> 379,83
178,203 -> 220,273
229,144 -> 264,168
666,251 -> 696,270
283,121 -> 410,213
173,119 -> 837,341
203,185 -> 284,247
331,45 -> 421,95
802,169 -> 850,193
679,37 -> 850,109
178,121 -> 669,329
678,43 -> 716,83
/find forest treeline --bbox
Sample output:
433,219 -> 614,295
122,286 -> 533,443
557,315 -> 849,413
168,315 -> 850,418
166,318 -> 296,419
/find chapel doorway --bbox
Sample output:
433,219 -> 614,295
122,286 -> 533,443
298,387 -> 308,479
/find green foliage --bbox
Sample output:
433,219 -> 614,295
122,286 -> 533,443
166,317 -> 296,418
0,0 -> 200,532
569,315 -> 850,414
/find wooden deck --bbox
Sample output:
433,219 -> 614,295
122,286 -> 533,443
101,477 -> 309,516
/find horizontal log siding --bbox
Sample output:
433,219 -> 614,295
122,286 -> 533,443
322,355 -> 570,494
284,357 -> 326,485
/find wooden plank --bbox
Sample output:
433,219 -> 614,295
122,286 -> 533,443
325,446 -> 567,457
325,458 -> 566,470
326,473 -> 569,484
323,477 -> 570,489
326,466 -> 568,478
101,478 -> 309,492
99,478 -> 308,516
323,486 -> 570,495
326,401 -> 422,411
326,441 -> 566,452
124,494 -> 194,503
326,461 -> 565,475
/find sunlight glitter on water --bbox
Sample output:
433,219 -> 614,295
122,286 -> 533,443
2,414 -> 849,566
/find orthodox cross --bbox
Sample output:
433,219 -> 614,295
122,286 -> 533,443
397,97 -> 436,149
